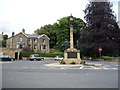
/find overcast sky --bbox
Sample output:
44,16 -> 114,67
0,0 -> 119,37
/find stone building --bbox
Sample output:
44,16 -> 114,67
118,21 -> 120,28
0,32 -> 3,41
6,29 -> 50,53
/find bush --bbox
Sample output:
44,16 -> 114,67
49,49 -> 58,53
101,56 -> 113,60
70,61 -> 76,64
91,58 -> 100,61
22,46 -> 33,52
80,60 -> 86,64
59,60 -> 66,64
20,51 -> 64,57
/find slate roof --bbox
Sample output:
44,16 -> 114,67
26,34 -> 39,38
25,34 -> 50,40
7,32 -> 50,40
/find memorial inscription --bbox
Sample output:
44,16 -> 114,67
68,52 -> 77,58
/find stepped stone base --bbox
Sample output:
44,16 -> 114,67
64,48 -> 81,64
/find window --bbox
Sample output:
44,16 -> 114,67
34,45 -> 37,49
40,45 -> 46,50
10,45 -> 12,48
34,39 -> 37,43
10,38 -> 12,43
43,39 -> 45,43
17,45 -> 19,49
42,45 -> 46,50
19,37 -> 23,42
28,38 -> 30,41
19,44 -> 23,49
43,45 -> 46,49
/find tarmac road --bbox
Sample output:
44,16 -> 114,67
1,60 -> 119,88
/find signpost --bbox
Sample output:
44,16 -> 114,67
99,48 -> 102,59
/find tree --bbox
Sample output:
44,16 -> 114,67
35,16 -> 85,51
22,46 -> 33,52
3,34 -> 8,40
2,40 -> 6,47
35,24 -> 57,48
0,34 -> 8,47
78,2 -> 120,57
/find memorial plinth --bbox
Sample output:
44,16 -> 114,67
64,14 -> 81,64
64,48 -> 81,64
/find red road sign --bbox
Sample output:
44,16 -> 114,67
99,48 -> 102,52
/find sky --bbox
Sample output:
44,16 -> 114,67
0,0 -> 119,37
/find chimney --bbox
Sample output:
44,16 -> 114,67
2,32 -> 3,35
22,28 -> 25,34
2,32 -> 3,40
12,32 -> 14,37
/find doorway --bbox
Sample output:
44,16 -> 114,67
15,52 -> 18,60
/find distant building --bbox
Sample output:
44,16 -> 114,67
6,29 -> 50,53
118,21 -> 120,28
0,34 -> 3,41
0,33 -> 3,51
0,32 -> 3,41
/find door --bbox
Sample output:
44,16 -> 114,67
15,52 -> 18,60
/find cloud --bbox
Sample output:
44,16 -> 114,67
0,0 -> 118,37
118,1 -> 120,21
0,21 -> 12,34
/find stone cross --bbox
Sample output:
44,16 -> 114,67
70,14 -> 74,49
70,24 -> 74,49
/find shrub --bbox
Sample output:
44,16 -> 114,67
70,61 -> 76,64
22,46 -> 33,52
20,51 -> 64,57
80,60 -> 86,64
59,60 -> 66,64
49,49 -> 58,53
102,56 -> 113,60
91,58 -> 100,61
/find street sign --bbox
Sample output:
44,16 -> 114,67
99,48 -> 102,59
99,48 -> 102,52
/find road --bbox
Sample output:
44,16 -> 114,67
1,60 -> 119,88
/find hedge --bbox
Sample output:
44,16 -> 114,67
20,52 -> 64,57
101,56 -> 113,60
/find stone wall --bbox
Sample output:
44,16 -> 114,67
2,48 -> 21,59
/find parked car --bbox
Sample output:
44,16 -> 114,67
55,56 -> 63,61
0,55 -> 15,61
28,54 -> 44,61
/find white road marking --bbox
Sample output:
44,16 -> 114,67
105,65 -> 110,67
79,66 -> 84,69
0,62 -> 11,63
111,68 -> 118,70
103,67 -> 109,70
115,65 -> 120,66
60,67 -> 64,69
90,66 -> 101,69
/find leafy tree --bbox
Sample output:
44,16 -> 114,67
35,24 -> 57,48
3,34 -> 8,40
2,40 -> 6,47
0,41 -> 2,47
56,16 -> 85,51
0,34 -> 8,47
35,16 -> 85,51
22,46 -> 33,52
78,2 -> 120,57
